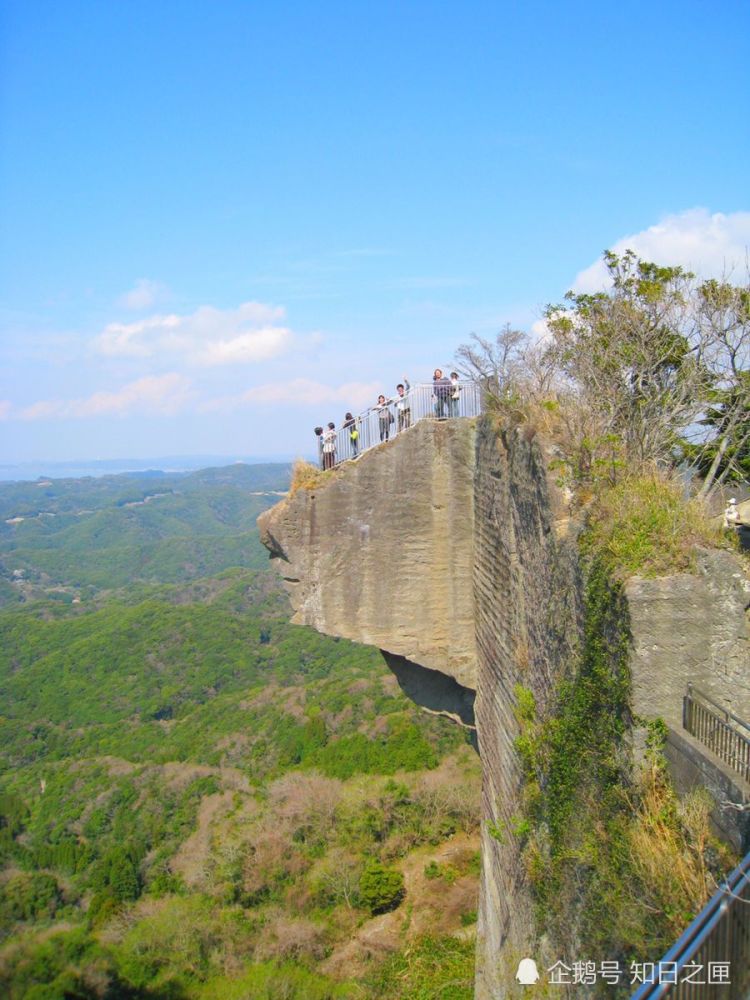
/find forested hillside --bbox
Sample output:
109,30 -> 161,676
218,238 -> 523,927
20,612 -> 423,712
0,465 -> 480,1000
0,464 -> 290,599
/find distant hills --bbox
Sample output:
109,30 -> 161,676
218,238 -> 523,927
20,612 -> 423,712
0,454 -> 299,482
0,461 -> 292,602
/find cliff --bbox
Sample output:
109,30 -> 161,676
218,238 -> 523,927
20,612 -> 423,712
258,420 -> 478,724
259,415 -> 750,998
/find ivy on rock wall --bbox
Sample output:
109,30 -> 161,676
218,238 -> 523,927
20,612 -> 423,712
514,554 -> 733,981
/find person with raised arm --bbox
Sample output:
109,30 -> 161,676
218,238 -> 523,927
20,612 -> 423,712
448,372 -> 461,417
394,377 -> 411,432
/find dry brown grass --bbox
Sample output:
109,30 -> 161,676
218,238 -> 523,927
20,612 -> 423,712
627,764 -> 726,936
289,458 -> 326,495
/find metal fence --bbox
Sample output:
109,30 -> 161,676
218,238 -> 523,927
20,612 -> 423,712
630,850 -> 750,999
683,684 -> 750,785
318,380 -> 483,468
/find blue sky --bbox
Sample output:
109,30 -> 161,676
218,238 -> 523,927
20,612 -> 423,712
1,0 -> 748,465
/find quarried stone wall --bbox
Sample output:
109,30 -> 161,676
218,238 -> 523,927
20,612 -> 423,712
472,418 -> 581,999
627,548 -> 750,728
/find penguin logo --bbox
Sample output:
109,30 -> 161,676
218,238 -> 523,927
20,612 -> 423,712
516,958 -> 540,985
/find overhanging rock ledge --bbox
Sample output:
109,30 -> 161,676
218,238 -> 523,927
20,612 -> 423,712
258,419 -> 478,694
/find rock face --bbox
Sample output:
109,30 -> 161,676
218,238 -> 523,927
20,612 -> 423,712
259,414 -> 750,998
471,419 -> 581,998
258,419 -> 478,691
627,548 -> 750,727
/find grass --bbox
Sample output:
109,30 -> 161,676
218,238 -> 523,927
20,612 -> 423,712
583,471 -> 729,577
289,459 -> 329,496
626,763 -> 719,935
365,935 -> 475,999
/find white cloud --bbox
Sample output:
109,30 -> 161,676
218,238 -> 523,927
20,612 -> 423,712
18,374 -> 193,421
117,278 -> 169,311
96,300 -> 292,366
18,399 -> 60,421
573,209 -> 750,293
97,314 -> 182,357
200,379 -> 381,413
0,400 -> 11,420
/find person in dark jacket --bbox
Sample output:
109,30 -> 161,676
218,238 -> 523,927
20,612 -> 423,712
432,369 -> 451,418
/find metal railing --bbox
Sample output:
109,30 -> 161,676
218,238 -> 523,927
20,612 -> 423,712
631,850 -> 750,999
318,380 -> 483,468
684,684 -> 750,785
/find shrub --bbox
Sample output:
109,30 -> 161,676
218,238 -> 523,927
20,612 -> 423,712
2,871 -> 62,923
583,472 -> 726,576
359,861 -> 405,915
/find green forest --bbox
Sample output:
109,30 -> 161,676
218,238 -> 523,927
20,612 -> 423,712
0,465 -> 480,1000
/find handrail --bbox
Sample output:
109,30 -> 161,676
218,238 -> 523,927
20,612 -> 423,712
630,850 -> 750,998
683,685 -> 750,784
317,380 -> 483,469
686,683 -> 750,738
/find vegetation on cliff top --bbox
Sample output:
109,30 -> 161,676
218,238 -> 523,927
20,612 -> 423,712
581,472 -> 728,577
459,250 -> 749,503
289,458 -> 330,495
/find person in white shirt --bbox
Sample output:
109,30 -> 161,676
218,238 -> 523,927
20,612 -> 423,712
724,498 -> 740,529
322,422 -> 337,469
394,378 -> 411,431
448,372 -> 461,417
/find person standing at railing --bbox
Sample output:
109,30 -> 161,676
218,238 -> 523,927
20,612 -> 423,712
343,412 -> 359,458
448,372 -> 461,417
322,422 -> 337,469
432,369 -> 451,418
375,394 -> 394,441
313,426 -> 324,468
394,377 -> 411,431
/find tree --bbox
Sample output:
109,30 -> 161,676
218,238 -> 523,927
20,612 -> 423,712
107,848 -> 140,902
544,251 -> 704,471
688,279 -> 750,496
359,860 -> 405,914
455,324 -> 530,412
3,871 -> 62,921
458,253 -> 750,498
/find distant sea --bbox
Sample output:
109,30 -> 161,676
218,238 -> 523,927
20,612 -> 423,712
0,454 -> 299,483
